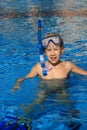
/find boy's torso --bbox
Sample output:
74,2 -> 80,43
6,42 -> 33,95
37,61 -> 71,79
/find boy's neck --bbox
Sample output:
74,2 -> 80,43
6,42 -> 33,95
44,61 -> 62,72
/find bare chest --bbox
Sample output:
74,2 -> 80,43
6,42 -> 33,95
41,66 -> 69,79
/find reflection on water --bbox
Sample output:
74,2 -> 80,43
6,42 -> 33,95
0,0 -> 87,45
0,0 -> 87,19
0,8 -> 87,19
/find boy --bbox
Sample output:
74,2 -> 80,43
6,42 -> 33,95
12,33 -> 87,91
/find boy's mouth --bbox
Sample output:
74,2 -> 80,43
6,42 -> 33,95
50,56 -> 57,61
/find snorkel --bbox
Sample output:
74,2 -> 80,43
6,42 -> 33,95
38,20 -> 47,76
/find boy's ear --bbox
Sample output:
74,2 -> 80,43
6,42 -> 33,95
61,47 -> 64,54
44,52 -> 46,56
44,50 -> 46,55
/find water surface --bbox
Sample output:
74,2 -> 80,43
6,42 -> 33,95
0,0 -> 87,129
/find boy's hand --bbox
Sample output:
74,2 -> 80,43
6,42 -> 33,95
11,82 -> 20,92
17,78 -> 24,83
11,78 -> 24,92
11,77 -> 25,92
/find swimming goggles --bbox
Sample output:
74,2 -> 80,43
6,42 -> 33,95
42,35 -> 61,48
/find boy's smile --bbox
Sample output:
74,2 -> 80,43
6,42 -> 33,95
45,42 -> 64,65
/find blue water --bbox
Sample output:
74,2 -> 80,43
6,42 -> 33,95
0,0 -> 87,129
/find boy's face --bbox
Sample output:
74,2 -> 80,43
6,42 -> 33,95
45,42 -> 64,65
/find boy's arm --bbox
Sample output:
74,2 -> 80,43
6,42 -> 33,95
12,64 -> 39,91
70,62 -> 87,75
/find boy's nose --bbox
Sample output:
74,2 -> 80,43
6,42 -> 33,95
51,50 -> 55,55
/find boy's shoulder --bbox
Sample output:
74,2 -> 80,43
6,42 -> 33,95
64,61 -> 72,64
62,61 -> 72,65
33,63 -> 41,69
64,61 -> 76,72
31,63 -> 42,75
62,61 -> 74,69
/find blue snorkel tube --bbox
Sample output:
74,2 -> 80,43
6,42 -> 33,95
38,20 -> 47,76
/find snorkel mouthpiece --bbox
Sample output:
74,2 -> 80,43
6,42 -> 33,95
38,20 -> 47,76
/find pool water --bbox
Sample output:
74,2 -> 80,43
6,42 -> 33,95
0,0 -> 87,129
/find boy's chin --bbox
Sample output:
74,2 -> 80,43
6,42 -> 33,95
48,60 -> 60,66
